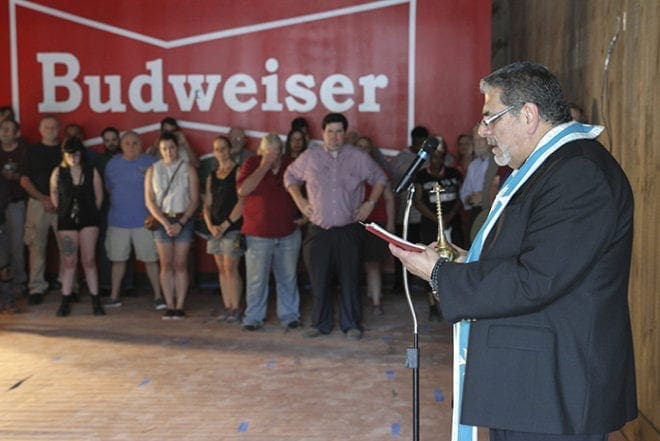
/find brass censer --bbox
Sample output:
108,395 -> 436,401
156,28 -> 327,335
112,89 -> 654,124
431,182 -> 457,300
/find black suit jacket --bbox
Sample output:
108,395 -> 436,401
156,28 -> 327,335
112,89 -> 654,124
436,139 -> 637,434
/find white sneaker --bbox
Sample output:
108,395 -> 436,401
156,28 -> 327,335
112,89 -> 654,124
154,298 -> 167,310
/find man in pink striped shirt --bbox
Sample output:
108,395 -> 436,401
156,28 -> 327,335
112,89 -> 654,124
284,113 -> 387,340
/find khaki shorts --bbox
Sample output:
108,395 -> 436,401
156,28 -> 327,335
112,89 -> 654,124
105,226 -> 158,263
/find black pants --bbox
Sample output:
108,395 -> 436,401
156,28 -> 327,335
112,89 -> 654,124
303,223 -> 363,333
490,429 -> 608,441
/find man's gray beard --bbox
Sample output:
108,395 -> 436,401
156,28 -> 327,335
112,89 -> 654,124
494,144 -> 512,166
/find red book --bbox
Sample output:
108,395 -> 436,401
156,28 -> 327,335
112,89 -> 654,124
361,222 -> 425,253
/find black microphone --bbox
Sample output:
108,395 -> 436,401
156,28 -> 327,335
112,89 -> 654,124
394,137 -> 439,193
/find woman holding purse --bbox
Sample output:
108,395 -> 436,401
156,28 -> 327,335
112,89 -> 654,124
145,132 -> 199,319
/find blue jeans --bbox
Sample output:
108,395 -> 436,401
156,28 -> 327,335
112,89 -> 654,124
242,230 -> 301,327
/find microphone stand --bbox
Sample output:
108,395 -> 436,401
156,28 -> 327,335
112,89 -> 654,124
401,183 -> 420,441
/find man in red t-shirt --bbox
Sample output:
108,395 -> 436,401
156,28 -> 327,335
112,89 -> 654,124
237,133 -> 302,331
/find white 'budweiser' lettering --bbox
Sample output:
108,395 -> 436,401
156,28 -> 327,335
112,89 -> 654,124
37,52 -> 389,114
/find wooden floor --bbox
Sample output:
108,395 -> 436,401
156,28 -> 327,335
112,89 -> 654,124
0,286 -> 626,441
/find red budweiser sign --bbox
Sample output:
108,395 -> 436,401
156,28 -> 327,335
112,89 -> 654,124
2,0 -> 490,152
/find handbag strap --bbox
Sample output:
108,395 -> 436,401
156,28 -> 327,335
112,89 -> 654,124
157,160 -> 184,210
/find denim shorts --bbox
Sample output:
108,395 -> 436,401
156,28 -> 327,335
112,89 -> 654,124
153,217 -> 194,243
206,229 -> 244,257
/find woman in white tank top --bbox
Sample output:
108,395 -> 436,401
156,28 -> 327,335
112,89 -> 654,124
145,132 -> 199,319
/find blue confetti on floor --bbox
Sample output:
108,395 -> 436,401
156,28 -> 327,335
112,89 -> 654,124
139,378 -> 150,387
381,336 -> 391,344
391,422 -> 401,436
237,421 -> 249,432
386,370 -> 395,380
52,356 -> 62,362
434,388 -> 444,402
179,339 -> 190,346
267,360 -> 276,368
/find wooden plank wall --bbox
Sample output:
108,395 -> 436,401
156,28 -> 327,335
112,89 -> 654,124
492,1 -> 659,440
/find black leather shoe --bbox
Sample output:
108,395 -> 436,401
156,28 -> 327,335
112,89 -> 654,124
91,295 -> 106,316
242,324 -> 261,331
286,320 -> 301,329
28,293 -> 44,305
56,296 -> 72,317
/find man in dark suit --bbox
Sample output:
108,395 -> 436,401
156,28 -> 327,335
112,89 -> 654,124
390,62 -> 637,441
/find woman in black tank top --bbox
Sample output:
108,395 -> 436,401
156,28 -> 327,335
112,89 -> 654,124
49,138 -> 105,317
202,135 -> 244,322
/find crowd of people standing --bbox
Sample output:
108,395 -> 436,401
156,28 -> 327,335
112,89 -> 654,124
1,62 -> 636,440
0,109 -> 497,339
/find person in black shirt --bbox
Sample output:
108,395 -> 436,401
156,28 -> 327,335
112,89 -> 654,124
414,137 -> 464,247
0,118 -> 28,300
414,137 -> 463,321
20,116 -> 63,305
0,173 -> 13,312
49,138 -> 104,317
203,135 -> 244,322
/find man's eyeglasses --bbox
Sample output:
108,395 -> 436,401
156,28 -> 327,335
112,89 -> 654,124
481,105 -> 516,128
